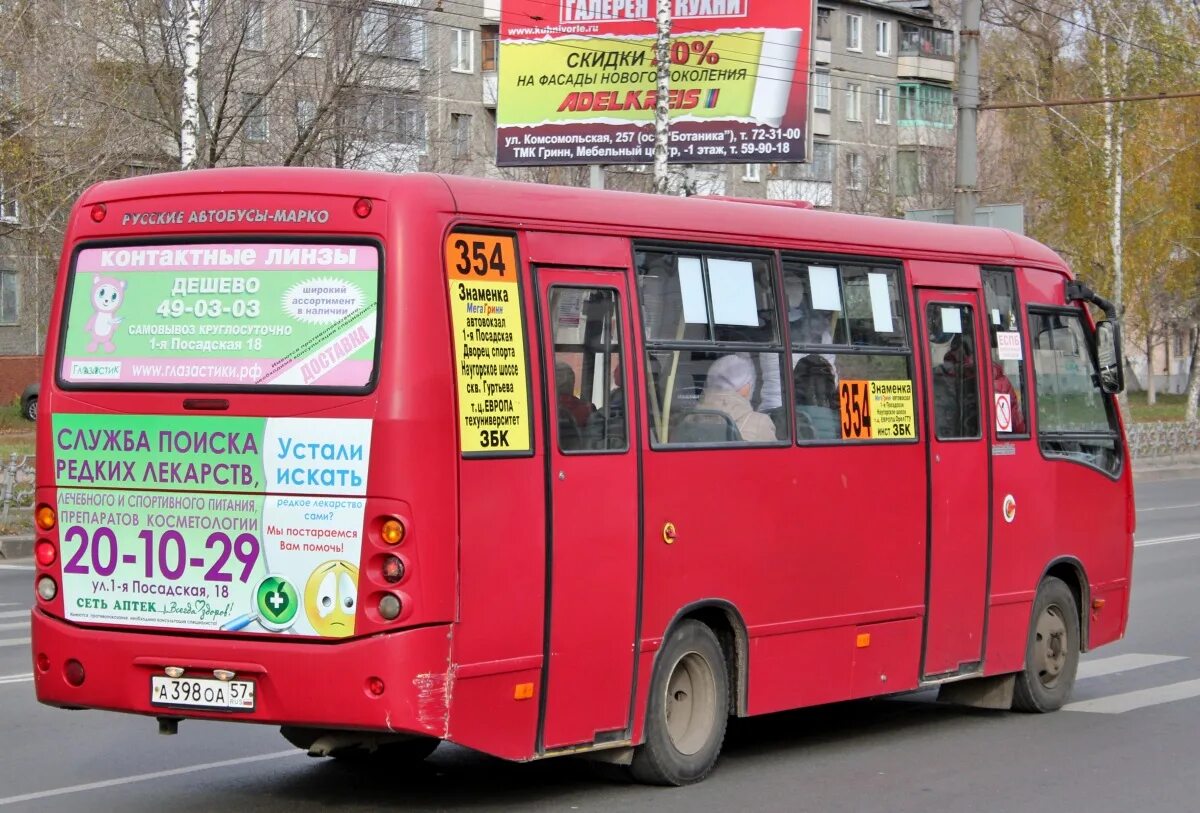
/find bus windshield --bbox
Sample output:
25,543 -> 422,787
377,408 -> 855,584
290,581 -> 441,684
58,241 -> 380,391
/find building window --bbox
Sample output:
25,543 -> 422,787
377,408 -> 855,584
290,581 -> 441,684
846,14 -> 861,51
816,7 -> 832,40
876,20 -> 891,56
845,152 -> 863,190
1,178 -> 21,223
295,3 -> 324,57
481,24 -> 498,71
813,69 -> 830,112
845,82 -> 861,122
359,4 -> 425,61
363,95 -> 426,150
246,0 -> 265,50
0,270 -> 18,325
295,98 -> 317,134
898,83 -> 954,126
452,112 -> 471,157
242,92 -> 268,141
451,28 -> 474,73
875,86 -> 890,124
897,150 -> 918,196
743,163 -> 761,182
899,23 -> 954,58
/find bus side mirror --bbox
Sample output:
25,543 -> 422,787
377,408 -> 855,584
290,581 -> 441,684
1095,320 -> 1124,395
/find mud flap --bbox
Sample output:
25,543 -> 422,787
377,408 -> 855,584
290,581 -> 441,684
936,674 -> 1016,710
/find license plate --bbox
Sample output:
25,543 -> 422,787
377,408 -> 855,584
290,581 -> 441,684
150,676 -> 256,711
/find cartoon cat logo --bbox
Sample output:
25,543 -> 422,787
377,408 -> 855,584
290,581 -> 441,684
84,274 -> 125,353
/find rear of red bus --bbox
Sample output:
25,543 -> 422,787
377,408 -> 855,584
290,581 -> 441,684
30,169 -> 461,749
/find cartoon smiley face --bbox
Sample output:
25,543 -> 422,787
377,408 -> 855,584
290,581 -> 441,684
304,560 -> 359,637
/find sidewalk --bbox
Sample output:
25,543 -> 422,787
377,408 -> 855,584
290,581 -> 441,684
1133,454 -> 1200,482
0,535 -> 32,560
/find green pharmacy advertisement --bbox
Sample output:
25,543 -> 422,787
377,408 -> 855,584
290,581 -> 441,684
53,413 -> 372,638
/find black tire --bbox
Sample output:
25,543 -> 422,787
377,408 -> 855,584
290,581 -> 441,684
1012,576 -> 1080,713
23,396 -> 36,422
630,620 -> 729,786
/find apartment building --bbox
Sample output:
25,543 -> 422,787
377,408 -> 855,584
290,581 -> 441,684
0,0 -> 956,375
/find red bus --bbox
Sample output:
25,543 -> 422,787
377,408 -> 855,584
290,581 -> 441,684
32,169 -> 1132,785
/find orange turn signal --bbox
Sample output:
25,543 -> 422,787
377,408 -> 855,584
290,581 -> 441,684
35,505 -> 56,531
381,518 -> 405,545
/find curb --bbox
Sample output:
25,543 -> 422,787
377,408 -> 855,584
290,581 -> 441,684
0,535 -> 33,560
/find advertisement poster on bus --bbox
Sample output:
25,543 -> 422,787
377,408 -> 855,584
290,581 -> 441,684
52,413 -> 371,638
497,1 -> 811,166
59,242 -> 379,389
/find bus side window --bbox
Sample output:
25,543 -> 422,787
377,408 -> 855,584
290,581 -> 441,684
549,287 -> 628,454
1028,309 -> 1121,475
981,267 -> 1029,437
781,257 -> 914,444
927,303 -> 981,440
636,247 -> 787,447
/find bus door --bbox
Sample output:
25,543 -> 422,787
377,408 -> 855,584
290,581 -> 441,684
917,288 -> 991,678
534,269 -> 640,751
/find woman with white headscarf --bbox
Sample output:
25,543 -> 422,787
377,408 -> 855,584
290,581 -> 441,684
697,354 -> 778,442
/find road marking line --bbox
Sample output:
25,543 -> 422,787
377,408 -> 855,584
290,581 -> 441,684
0,622 -> 28,632
1137,502 -> 1200,513
0,750 -> 301,807
0,673 -> 32,686
1065,678 -> 1200,714
0,564 -> 33,571
0,638 -> 30,648
1134,534 -> 1200,548
1076,653 -> 1186,680
0,610 -> 29,619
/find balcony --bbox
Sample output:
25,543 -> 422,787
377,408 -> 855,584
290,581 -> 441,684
897,24 -> 955,83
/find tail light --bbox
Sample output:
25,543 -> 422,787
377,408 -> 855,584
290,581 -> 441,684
36,540 -> 57,567
382,555 -> 404,583
36,576 -> 58,601
378,594 -> 402,620
35,504 -> 56,531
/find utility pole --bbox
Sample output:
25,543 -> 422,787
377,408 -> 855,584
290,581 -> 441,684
953,0 -> 980,225
652,0 -> 671,194
180,0 -> 202,169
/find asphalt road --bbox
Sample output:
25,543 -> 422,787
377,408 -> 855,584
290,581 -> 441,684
1,475 -> 1198,812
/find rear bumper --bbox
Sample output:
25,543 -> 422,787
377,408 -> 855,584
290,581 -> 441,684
32,609 -> 452,735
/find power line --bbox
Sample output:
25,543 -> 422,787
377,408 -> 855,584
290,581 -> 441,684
982,88 -> 1200,110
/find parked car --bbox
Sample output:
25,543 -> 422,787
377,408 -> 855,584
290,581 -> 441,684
21,382 -> 38,421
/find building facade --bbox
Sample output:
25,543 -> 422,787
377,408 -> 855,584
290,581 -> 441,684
0,0 -> 956,382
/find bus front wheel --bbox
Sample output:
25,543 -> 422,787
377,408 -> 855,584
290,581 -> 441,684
1012,576 -> 1080,713
631,620 -> 729,786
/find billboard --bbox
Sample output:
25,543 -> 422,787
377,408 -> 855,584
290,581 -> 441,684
497,1 -> 812,166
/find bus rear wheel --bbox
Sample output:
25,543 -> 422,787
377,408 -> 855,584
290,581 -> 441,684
630,620 -> 729,786
1012,576 -> 1080,713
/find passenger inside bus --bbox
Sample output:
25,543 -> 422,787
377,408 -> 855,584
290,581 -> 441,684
793,355 -> 840,440
940,330 -> 1027,435
694,354 -> 778,443
555,361 -> 594,448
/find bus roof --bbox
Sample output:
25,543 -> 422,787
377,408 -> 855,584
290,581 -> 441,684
78,167 -> 1069,275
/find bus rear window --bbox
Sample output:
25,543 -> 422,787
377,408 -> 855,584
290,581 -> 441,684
58,242 -> 380,390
